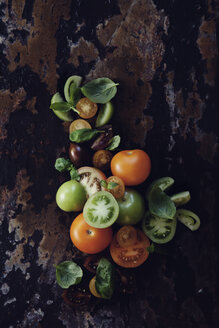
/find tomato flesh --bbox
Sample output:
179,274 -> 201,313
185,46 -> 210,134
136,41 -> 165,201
77,166 -> 106,197
70,213 -> 113,254
110,229 -> 150,268
76,97 -> 98,119
92,150 -> 113,171
83,191 -> 119,228
89,276 -> 101,298
116,225 -> 137,248
69,119 -> 91,134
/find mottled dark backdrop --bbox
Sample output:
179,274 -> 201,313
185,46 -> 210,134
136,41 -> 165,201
0,0 -> 218,327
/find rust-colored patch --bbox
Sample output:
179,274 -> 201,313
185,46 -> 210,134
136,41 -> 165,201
88,0 -> 167,147
4,0 -> 71,93
197,19 -> 218,86
68,37 -> 99,67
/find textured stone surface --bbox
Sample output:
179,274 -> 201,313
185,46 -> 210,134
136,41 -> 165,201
0,0 -> 218,327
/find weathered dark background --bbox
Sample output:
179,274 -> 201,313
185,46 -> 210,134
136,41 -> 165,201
0,0 -> 218,327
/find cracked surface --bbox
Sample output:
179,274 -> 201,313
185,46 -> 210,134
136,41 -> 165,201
0,0 -> 218,327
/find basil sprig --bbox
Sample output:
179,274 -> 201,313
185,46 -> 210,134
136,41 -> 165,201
50,101 -> 79,114
95,258 -> 115,299
55,261 -> 83,289
55,157 -> 80,181
106,135 -> 121,151
81,78 -> 119,104
148,187 -> 176,220
69,128 -> 103,143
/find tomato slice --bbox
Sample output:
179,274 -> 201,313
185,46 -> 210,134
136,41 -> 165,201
89,276 -> 101,298
146,177 -> 174,199
116,225 -> 137,248
83,191 -> 119,228
76,97 -> 98,119
69,119 -> 91,134
95,101 -> 114,127
64,75 -> 82,102
110,229 -> 150,268
170,191 -> 191,206
77,166 -> 106,197
106,176 -> 125,199
142,211 -> 177,244
62,285 -> 91,308
92,150 -> 113,171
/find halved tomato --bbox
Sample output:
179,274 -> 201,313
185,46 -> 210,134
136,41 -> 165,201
116,225 -> 137,248
89,276 -> 101,298
110,229 -> 150,268
77,166 -> 106,197
69,119 -> 91,134
76,97 -> 98,119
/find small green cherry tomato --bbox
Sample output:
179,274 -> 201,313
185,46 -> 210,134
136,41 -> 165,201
116,188 -> 145,225
56,180 -> 86,212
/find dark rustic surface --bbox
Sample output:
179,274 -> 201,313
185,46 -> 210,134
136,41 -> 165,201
0,0 -> 218,327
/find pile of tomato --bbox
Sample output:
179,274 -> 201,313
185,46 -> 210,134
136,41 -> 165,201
51,76 -> 200,300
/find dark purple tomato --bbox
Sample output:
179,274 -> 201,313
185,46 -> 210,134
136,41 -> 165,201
69,143 -> 92,168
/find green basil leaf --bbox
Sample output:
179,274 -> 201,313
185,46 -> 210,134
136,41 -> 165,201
95,258 -> 115,299
81,78 -> 119,104
55,261 -> 83,289
50,102 -> 72,112
69,128 -> 103,143
106,135 -> 121,151
100,180 -> 108,188
148,187 -> 176,220
55,158 -> 71,172
70,167 -> 80,181
107,182 -> 118,189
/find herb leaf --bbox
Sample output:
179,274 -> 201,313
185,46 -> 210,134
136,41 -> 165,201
69,167 -> 80,181
148,187 -> 176,220
107,182 -> 119,189
50,102 -> 72,112
55,261 -> 83,289
100,180 -> 108,188
55,158 -> 71,172
69,128 -> 103,143
81,78 -> 119,104
106,135 -> 121,151
95,258 -> 115,299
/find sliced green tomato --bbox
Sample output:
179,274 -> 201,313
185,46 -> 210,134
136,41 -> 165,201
64,75 -> 82,102
146,177 -> 174,199
51,92 -> 73,122
95,101 -> 114,127
171,191 -> 191,206
83,191 -> 119,228
175,209 -> 200,231
142,211 -> 177,244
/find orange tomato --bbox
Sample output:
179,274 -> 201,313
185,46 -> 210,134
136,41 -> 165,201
70,213 -> 113,254
110,149 -> 151,186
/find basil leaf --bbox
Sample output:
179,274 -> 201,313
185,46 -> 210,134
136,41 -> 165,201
64,75 -> 82,102
107,182 -> 118,189
50,102 -> 72,112
55,261 -> 83,289
69,128 -> 103,143
70,167 -> 80,181
55,158 -> 71,172
95,258 -> 115,299
148,187 -> 176,220
81,78 -> 119,104
100,180 -> 108,188
106,135 -> 121,151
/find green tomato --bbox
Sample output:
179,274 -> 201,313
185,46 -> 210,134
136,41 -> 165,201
116,188 -> 145,225
51,92 -> 73,122
56,180 -> 86,212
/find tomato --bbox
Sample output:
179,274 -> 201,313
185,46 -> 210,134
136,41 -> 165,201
69,119 -> 91,134
116,188 -> 145,225
142,211 -> 177,244
110,229 -> 150,268
92,150 -> 113,171
76,97 -> 98,119
95,101 -> 114,127
106,176 -> 125,199
70,213 -> 113,254
89,276 -> 101,298
83,254 -> 104,273
56,180 -> 86,212
116,225 -> 137,247
62,285 -> 91,307
51,92 -> 73,122
111,149 -> 151,186
69,143 -> 92,168
83,191 -> 119,228
77,166 -> 106,197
